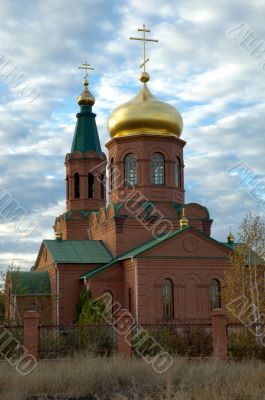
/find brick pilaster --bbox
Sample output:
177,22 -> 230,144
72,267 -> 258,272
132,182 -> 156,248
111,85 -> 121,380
115,309 -> 133,357
23,310 -> 40,360
211,308 -> 228,361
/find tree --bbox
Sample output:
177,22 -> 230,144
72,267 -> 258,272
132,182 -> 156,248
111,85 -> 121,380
75,288 -> 109,324
224,211 -> 265,341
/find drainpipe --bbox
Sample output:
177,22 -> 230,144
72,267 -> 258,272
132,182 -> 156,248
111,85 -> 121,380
132,257 -> 139,323
55,263 -> 59,325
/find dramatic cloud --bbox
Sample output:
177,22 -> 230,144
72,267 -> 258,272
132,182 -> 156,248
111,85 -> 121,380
0,0 -> 264,272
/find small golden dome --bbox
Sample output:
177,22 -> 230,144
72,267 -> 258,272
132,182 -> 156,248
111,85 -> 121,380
180,207 -> 189,229
227,230 -> 235,244
107,76 -> 183,139
77,78 -> 95,106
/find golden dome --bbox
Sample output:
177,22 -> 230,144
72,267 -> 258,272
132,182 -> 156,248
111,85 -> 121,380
108,73 -> 183,139
227,230 -> 235,244
180,207 -> 189,229
77,78 -> 95,106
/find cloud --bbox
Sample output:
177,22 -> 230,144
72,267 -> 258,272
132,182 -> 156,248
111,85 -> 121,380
0,0 -> 265,270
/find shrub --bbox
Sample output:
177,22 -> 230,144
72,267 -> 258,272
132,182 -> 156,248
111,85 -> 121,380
39,326 -> 115,358
133,325 -> 212,357
228,328 -> 265,360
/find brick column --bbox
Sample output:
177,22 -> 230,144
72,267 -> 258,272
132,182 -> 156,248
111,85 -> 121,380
211,308 -> 228,361
115,309 -> 133,357
23,311 -> 40,360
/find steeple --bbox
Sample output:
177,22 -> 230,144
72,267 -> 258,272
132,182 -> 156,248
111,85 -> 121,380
65,63 -> 107,213
71,63 -> 101,156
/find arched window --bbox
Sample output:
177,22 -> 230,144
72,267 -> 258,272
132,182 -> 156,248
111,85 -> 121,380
151,153 -> 165,185
66,176 -> 69,200
100,173 -> 105,200
88,173 -> 94,198
110,158 -> 114,190
176,157 -> 181,188
125,153 -> 137,186
210,279 -> 221,310
74,173 -> 80,199
162,279 -> 174,320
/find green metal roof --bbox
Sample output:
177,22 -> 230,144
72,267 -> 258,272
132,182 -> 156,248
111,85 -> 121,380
9,271 -> 50,296
43,240 -> 113,264
80,226 -> 230,280
222,242 -> 265,265
71,105 -> 102,156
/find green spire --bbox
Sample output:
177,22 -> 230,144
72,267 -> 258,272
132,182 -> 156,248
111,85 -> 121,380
71,104 -> 102,156
71,65 -> 101,156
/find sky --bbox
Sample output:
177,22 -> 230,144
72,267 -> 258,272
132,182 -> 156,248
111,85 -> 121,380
0,0 -> 265,274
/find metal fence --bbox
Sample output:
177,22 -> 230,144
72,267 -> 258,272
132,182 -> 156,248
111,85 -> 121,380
227,323 -> 265,360
38,324 -> 117,358
6,321 -> 265,361
132,323 -> 212,358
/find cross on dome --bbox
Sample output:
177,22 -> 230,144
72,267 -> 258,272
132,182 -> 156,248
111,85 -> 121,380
77,61 -> 95,107
130,24 -> 158,83
78,61 -> 94,80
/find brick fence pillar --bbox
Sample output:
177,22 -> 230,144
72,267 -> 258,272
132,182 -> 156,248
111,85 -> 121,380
23,311 -> 40,360
211,308 -> 228,361
115,309 -> 133,357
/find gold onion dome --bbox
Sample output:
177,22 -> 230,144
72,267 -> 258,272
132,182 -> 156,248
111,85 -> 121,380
77,78 -> 95,106
108,72 -> 183,139
227,230 -> 235,244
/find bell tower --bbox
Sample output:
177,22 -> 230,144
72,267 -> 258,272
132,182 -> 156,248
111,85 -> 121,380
55,63 -> 106,240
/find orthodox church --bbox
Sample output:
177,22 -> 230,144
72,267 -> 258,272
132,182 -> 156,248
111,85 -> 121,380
6,27 -> 233,325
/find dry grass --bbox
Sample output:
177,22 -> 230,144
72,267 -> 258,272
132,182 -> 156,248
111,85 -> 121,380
0,356 -> 265,400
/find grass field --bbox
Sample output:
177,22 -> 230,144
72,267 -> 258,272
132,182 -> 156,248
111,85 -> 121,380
0,356 -> 265,400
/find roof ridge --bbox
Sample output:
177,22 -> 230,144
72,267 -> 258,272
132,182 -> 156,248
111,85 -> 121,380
80,227 -> 189,280
80,225 -> 231,280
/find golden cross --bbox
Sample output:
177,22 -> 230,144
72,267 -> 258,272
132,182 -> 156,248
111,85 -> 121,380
78,61 -> 94,79
130,24 -> 158,72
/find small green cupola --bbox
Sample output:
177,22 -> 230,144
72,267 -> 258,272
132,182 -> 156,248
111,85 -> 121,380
71,63 -> 101,156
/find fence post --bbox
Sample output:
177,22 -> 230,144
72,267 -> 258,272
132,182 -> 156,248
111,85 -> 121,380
211,308 -> 228,361
115,309 -> 133,357
23,310 -> 40,360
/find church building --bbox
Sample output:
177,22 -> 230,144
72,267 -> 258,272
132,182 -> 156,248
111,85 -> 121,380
5,27 -> 233,325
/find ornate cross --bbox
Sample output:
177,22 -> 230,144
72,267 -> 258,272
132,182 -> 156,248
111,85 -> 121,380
130,24 -> 158,72
78,61 -> 94,79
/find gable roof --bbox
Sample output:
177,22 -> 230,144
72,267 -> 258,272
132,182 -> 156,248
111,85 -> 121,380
80,226 -> 230,280
9,271 -> 51,296
43,240 -> 113,264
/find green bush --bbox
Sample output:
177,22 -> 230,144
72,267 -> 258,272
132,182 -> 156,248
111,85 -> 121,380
228,329 -> 265,360
39,326 -> 115,358
133,326 -> 212,357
